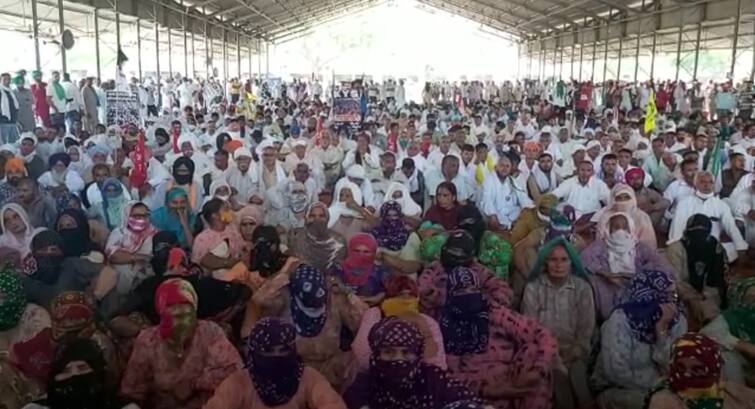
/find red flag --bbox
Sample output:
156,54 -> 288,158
171,128 -> 181,154
130,130 -> 148,189
314,116 -> 324,147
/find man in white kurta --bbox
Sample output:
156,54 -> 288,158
551,160 -> 610,217
668,171 -> 748,260
481,155 -> 533,230
226,147 -> 260,203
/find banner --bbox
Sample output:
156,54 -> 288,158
332,97 -> 362,125
644,91 -> 656,134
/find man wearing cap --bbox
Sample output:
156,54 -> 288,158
0,157 -> 26,205
427,134 -> 460,173
552,160 -> 610,218
284,139 -> 324,185
12,72 -> 34,133
227,147 -> 260,204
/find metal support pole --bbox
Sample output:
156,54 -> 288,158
168,27 -> 173,78
674,11 -> 684,81
617,35 -> 623,80
751,20 -> 755,81
570,39 -> 576,79
154,5 -> 161,107
692,22 -> 702,81
57,0 -> 66,72
183,14 -> 188,77
540,44 -> 545,81
579,44 -> 584,81
559,46 -> 564,79
204,19 -> 210,77
257,38 -> 262,79
633,0 -> 645,83
237,34 -> 241,78
137,19 -> 142,82
265,41 -> 270,76
729,0 -> 741,78
516,43 -> 521,80
552,42 -> 557,79
591,35 -> 597,81
602,9 -> 611,85
115,4 -> 120,53
94,9 -> 101,79
31,0 -> 40,72
248,43 -> 252,79
222,30 -> 228,80
191,30 -> 196,78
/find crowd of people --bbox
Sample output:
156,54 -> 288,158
0,66 -> 754,409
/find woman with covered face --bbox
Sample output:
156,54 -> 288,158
343,317 -> 480,409
265,180 -> 311,237
204,318 -> 346,409
191,198 -> 244,276
104,202 -> 158,295
288,202 -> 347,274
250,264 -> 365,390
151,187 -> 197,248
120,278 -> 243,409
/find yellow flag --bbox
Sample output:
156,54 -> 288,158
644,91 -> 656,134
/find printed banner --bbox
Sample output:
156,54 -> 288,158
332,97 -> 362,125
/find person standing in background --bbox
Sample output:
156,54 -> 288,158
0,72 -> 19,144
13,71 -> 34,132
30,71 -> 50,128
82,77 -> 99,133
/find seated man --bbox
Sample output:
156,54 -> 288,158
481,153 -> 533,233
551,160 -> 610,219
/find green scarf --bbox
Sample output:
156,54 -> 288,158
555,81 -> 565,99
722,277 -> 755,342
478,231 -> 512,280
644,381 -> 723,409
0,264 -> 26,331
420,232 -> 448,263
52,81 -> 66,101
529,236 -> 587,280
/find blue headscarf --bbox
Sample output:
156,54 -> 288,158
617,270 -> 680,344
289,264 -> 328,337
100,178 -> 127,230
440,266 -> 489,355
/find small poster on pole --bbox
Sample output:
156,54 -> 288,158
332,97 -> 362,125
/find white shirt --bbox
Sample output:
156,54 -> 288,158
551,176 -> 610,216
424,168 -> 475,202
481,174 -> 533,228
46,82 -> 68,113
668,194 -> 747,252
426,149 -> 461,173
62,81 -> 83,112
663,179 -> 696,215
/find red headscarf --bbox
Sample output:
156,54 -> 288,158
154,278 -> 198,339
340,233 -> 377,287
383,275 -> 418,298
668,333 -> 723,396
625,167 -> 645,184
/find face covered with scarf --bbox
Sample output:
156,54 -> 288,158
370,201 -> 409,251
440,266 -> 489,355
305,202 -> 330,239
100,178 -> 127,230
55,209 -> 91,257
47,338 -> 115,409
289,264 -> 328,337
603,213 -> 638,275
251,225 -> 285,278
154,278 -> 198,350
618,270 -> 680,344
244,318 -> 303,407
341,233 -> 378,287
456,204 -> 485,249
172,156 -> 195,186
0,264 -> 26,331
29,230 -> 65,283
663,333 -> 724,408
368,318 -> 425,402
440,230 -> 476,271
682,214 -> 726,294
50,291 -> 95,342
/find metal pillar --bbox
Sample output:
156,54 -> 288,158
558,46 -> 563,79
94,9 -> 101,79
154,5 -> 161,107
674,11 -> 684,81
617,35 -> 623,80
183,14 -> 188,77
552,42 -> 557,79
31,0 -> 40,72
634,2 -> 643,83
729,0 -> 741,78
167,27 -> 173,78
257,38 -> 262,79
570,40 -> 576,79
516,43 -> 521,80
115,4 -> 120,52
237,34 -> 241,78
222,30 -> 228,80
578,44 -> 584,81
57,0 -> 66,72
692,22 -> 702,81
137,19 -> 142,81
248,43 -> 252,79
602,9 -> 611,85
265,41 -> 270,76
752,20 -> 755,81
591,34 -> 597,81
204,19 -> 210,77
540,44 -> 545,80
191,30 -> 196,78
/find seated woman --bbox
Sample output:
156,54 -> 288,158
646,332 -> 755,409
55,192 -> 109,249
24,338 -> 138,409
591,183 -> 657,248
522,237 -> 596,409
328,181 -> 376,242
288,202 -> 347,274
352,275 -> 447,371
592,270 -> 688,409
440,265 -> 557,408
667,214 -> 727,324
235,205 -> 262,263
22,230 -> 102,307
581,212 -> 674,321
49,291 -> 118,381
251,264 -> 365,390
419,230 -> 513,320
478,231 -> 513,281
120,278 -> 243,409
204,318 -> 347,409
0,264 -> 53,408
329,233 -> 387,306
343,318 -> 480,409
207,179 -> 243,210
89,177 -> 129,231
191,198 -> 244,277
384,181 -> 422,227
372,200 -> 422,276
0,203 -> 43,269
55,208 -> 98,257
701,277 -> 755,385
151,187 -> 197,249
104,202 -> 158,295
424,181 -> 461,230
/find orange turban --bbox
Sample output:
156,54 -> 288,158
4,158 -> 26,175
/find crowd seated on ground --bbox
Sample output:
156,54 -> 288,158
0,71 -> 754,409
